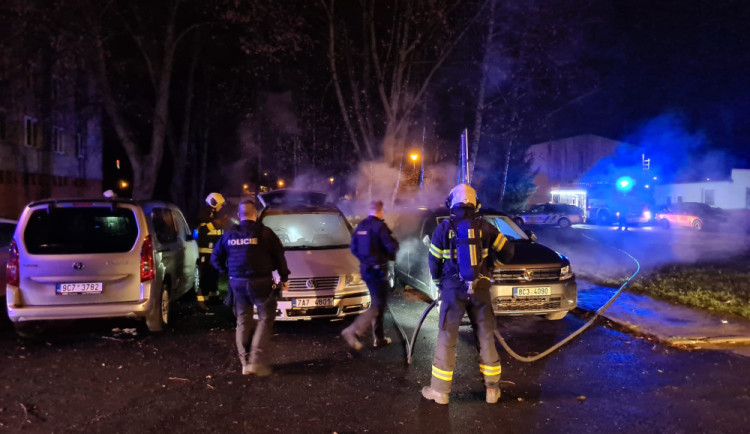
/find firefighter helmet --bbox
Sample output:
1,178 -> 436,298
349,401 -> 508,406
446,183 -> 478,209
205,192 -> 226,208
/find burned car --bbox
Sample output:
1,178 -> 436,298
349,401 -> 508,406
257,190 -> 370,320
391,208 -> 577,320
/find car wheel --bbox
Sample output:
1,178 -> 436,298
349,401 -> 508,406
146,283 -> 170,332
13,321 -> 45,339
513,217 -> 524,227
558,218 -> 571,228
545,311 -> 567,321
692,219 -> 703,231
660,219 -> 670,229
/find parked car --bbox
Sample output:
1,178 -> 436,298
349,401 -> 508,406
257,189 -> 370,320
655,202 -> 728,231
512,203 -> 584,228
1,218 -> 17,304
6,198 -> 198,333
390,208 -> 577,320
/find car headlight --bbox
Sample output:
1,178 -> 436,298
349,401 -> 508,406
560,265 -> 574,280
345,273 -> 364,286
643,211 -> 652,220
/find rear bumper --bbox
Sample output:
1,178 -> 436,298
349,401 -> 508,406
6,283 -> 156,323
490,279 -> 577,316
273,292 -> 371,321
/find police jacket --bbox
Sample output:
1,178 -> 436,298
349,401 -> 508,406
197,205 -> 225,254
350,215 -> 399,268
428,215 -> 514,290
210,220 -> 290,281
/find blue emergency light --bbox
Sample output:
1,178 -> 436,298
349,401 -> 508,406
616,176 -> 635,192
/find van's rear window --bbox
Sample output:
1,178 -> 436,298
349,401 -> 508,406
24,207 -> 139,254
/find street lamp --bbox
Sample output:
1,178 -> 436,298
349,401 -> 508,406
277,179 -> 285,188
329,177 -> 335,184
119,180 -> 128,189
410,152 -> 419,171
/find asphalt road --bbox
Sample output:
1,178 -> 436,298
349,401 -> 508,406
1,224 -> 749,433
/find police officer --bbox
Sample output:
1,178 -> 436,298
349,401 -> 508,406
421,184 -> 515,405
196,193 -> 227,310
211,199 -> 290,376
341,200 -> 399,350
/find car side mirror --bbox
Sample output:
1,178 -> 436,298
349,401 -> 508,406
422,235 -> 431,247
525,230 -> 537,242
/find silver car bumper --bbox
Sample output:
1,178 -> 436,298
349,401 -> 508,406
272,291 -> 372,321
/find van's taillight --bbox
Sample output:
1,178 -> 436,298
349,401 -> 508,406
140,235 -> 155,282
6,239 -> 19,286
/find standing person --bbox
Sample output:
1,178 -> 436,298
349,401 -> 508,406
211,199 -> 290,376
421,184 -> 515,405
196,193 -> 227,310
341,200 -> 399,350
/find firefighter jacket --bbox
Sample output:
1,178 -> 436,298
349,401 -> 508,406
350,215 -> 399,269
428,216 -> 514,291
211,220 -> 290,281
197,205 -> 225,255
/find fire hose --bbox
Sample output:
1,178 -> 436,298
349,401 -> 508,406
389,234 -> 641,364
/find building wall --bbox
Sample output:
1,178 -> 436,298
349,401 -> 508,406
0,46 -> 102,219
527,134 -> 621,205
653,169 -> 750,209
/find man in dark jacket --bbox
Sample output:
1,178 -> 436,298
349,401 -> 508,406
211,199 -> 290,376
341,200 -> 399,350
421,184 -> 515,405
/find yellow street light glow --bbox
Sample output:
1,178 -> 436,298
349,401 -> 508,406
119,180 -> 128,189
410,153 -> 419,161
277,179 -> 285,188
242,183 -> 249,190
329,177 -> 335,184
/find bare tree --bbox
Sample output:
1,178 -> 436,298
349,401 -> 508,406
322,0 -> 487,166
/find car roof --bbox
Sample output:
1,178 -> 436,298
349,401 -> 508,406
258,189 -> 330,207
24,198 -> 182,213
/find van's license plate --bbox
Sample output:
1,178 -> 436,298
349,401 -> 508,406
292,297 -> 334,308
56,282 -> 103,294
513,286 -> 551,297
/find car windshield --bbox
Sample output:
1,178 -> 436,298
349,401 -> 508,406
24,207 -> 139,254
482,215 -> 529,240
262,212 -> 351,249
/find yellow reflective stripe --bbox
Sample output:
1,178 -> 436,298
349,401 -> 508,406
482,248 -> 489,258
479,364 -> 502,376
429,244 -> 443,259
199,248 -> 213,254
197,295 -> 207,301
206,222 -> 215,232
492,234 -> 507,251
432,365 -> 453,381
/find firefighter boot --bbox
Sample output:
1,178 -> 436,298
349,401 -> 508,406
373,337 -> 392,348
341,329 -> 363,351
486,387 -> 501,404
247,364 -> 272,377
421,386 -> 449,405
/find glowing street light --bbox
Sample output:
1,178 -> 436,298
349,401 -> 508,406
329,177 -> 335,184
242,183 -> 249,191
119,180 -> 129,189
410,152 -> 419,170
277,179 -> 285,188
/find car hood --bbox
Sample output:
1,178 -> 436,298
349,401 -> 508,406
504,241 -> 566,267
284,247 -> 359,278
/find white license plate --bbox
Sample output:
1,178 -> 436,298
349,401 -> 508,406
56,282 -> 103,294
513,286 -> 551,297
292,297 -> 334,308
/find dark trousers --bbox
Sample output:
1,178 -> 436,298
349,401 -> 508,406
344,266 -> 389,342
230,277 -> 277,366
197,253 -> 219,301
430,280 -> 501,394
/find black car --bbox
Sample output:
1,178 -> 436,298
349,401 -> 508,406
389,208 -> 577,320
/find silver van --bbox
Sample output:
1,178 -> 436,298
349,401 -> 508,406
257,190 -> 370,320
6,198 -> 198,333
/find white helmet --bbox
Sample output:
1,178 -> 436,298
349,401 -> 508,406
446,183 -> 477,209
205,192 -> 226,208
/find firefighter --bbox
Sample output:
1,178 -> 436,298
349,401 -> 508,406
196,192 -> 227,310
341,200 -> 399,350
211,199 -> 290,376
421,184 -> 515,405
